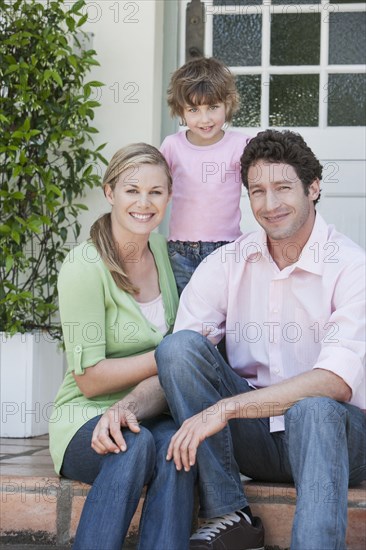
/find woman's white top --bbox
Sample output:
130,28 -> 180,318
137,293 -> 168,335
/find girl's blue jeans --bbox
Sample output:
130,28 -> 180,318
156,330 -> 366,550
61,414 -> 196,550
168,240 -> 228,295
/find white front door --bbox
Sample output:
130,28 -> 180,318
179,0 -> 366,246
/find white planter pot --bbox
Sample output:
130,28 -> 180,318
0,332 -> 64,437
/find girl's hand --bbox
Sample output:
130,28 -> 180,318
91,402 -> 141,455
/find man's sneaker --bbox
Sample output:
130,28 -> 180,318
189,511 -> 265,550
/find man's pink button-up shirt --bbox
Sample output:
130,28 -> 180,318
174,214 -> 366,431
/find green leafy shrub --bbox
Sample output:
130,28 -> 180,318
0,0 -> 107,338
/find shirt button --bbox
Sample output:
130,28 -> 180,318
75,345 -> 82,353
273,309 -> 279,314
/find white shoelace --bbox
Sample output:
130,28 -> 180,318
190,511 -> 250,541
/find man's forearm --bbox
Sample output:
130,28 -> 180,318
222,368 -> 352,422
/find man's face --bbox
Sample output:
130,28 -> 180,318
247,160 -> 320,243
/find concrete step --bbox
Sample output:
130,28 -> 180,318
1,474 -> 365,549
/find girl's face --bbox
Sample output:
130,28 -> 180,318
183,102 -> 226,146
105,164 -> 171,238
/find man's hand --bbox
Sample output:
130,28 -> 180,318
91,401 -> 140,455
166,402 -> 228,471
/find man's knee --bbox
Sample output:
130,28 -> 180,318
156,330 -> 206,375
285,396 -> 347,433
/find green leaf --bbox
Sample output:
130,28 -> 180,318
10,231 -> 20,244
11,131 -> 25,139
60,227 -> 68,242
27,220 -> 42,233
5,64 -> 19,75
48,184 -> 62,197
77,13 -> 88,27
5,255 -> 14,274
43,69 -> 63,87
12,192 -> 25,200
51,70 -> 63,87
85,100 -> 101,109
12,165 -> 23,178
66,16 -> 76,32
68,54 -> 78,68
70,0 -> 85,14
86,81 -> 105,88
0,225 -> 11,234
96,143 -> 107,152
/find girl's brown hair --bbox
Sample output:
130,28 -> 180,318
167,57 -> 239,124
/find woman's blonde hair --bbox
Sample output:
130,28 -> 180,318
167,57 -> 239,124
90,143 -> 172,294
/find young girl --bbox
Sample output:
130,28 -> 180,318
160,57 -> 250,294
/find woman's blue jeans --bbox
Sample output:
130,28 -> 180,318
62,414 -> 196,550
156,330 -> 366,550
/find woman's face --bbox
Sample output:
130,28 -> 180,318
105,163 -> 171,238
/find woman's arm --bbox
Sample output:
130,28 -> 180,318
91,375 -> 168,454
73,351 -> 157,398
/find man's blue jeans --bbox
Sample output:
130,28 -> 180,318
156,330 -> 366,550
62,414 -> 196,550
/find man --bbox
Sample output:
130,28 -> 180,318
156,130 -> 366,550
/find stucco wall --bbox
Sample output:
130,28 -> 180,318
75,0 -> 165,242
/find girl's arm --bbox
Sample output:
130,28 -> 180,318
73,351 -> 157,398
91,375 -> 168,454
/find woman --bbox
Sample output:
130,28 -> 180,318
49,143 -> 196,550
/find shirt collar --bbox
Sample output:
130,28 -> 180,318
244,213 -> 328,276
295,213 -> 328,275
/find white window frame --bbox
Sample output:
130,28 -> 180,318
180,1 -> 366,129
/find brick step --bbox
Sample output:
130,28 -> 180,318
1,475 -> 365,549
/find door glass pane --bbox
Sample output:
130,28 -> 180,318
271,14 -> 320,65
269,74 -> 319,126
329,13 -> 366,65
213,15 -> 262,66
328,74 -> 366,126
232,75 -> 261,127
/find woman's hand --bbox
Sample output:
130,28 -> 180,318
91,401 -> 141,455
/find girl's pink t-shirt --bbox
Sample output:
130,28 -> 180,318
160,130 -> 250,242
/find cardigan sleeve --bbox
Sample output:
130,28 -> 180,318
58,245 -> 107,375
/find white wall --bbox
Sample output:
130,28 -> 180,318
75,0 -> 165,242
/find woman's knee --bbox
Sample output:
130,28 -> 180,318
101,427 -> 157,483
125,426 -> 156,459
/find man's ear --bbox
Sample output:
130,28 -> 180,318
308,178 -> 320,201
104,184 -> 114,205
